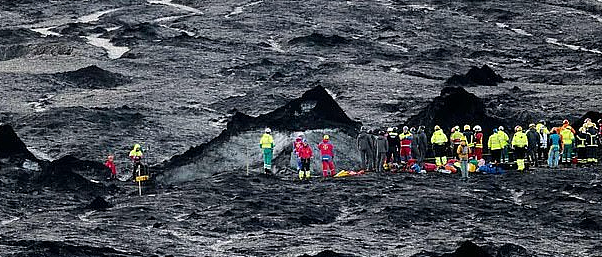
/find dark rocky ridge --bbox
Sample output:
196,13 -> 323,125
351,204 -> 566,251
445,65 -> 504,86
55,65 -> 130,89
406,87 -> 505,134
0,124 -> 36,162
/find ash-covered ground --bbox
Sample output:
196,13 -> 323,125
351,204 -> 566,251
1,0 -> 602,256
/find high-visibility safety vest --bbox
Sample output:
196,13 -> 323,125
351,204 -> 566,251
450,131 -> 463,145
497,131 -> 509,147
560,127 -> 575,145
399,132 -> 412,147
511,131 -> 528,148
488,134 -> 503,150
260,134 -> 274,149
431,130 -> 448,145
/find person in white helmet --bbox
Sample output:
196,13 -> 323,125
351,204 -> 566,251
259,128 -> 274,174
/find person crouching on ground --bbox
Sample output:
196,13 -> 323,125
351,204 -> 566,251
298,140 -> 313,180
105,155 -> 117,180
318,135 -> 336,177
457,139 -> 471,180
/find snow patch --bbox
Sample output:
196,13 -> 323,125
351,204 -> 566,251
0,217 -> 20,226
83,34 -> 131,59
148,0 -> 203,14
77,8 -> 121,23
22,159 -> 40,171
510,28 -> 533,36
31,27 -> 61,37
546,38 -> 602,55
407,4 -> 435,11
267,39 -> 285,53
324,88 -> 337,99
225,1 -> 263,18
379,42 -> 409,52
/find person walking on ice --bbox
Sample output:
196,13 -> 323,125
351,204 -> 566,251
259,128 -> 274,174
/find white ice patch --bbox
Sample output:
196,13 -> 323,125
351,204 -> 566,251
546,37 -> 602,55
148,0 -> 203,14
225,1 -> 263,18
510,28 -> 533,36
407,4 -> 435,11
0,217 -> 20,226
77,8 -> 121,23
31,27 -> 61,37
22,160 -> 40,171
83,34 -> 130,59
324,88 -> 337,99
495,22 -> 509,29
159,25 -> 195,37
78,211 -> 96,222
379,42 -> 409,52
154,14 -> 191,23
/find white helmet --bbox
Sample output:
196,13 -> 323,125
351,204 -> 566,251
473,125 -> 482,132
265,128 -> 272,134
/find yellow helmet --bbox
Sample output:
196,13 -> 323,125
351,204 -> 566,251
579,126 -> 586,133
133,144 -> 141,150
463,125 -> 471,131
434,125 -> 441,130
323,134 -> 330,140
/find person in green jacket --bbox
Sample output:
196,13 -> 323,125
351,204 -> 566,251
511,126 -> 529,171
497,126 -> 510,163
559,123 -> 575,164
259,128 -> 275,174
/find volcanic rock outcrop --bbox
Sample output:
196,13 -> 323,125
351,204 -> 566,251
55,65 -> 129,89
288,33 -> 351,47
406,87 -> 505,133
0,124 -> 36,162
445,65 -> 504,86
157,85 -> 361,183
33,155 -> 107,194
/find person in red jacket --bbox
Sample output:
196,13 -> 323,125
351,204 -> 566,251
318,134 -> 336,177
105,155 -> 117,180
298,140 -> 313,180
473,125 -> 484,160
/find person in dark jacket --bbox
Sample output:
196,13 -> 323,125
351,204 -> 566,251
357,127 -> 375,171
375,131 -> 389,172
526,124 -> 540,166
415,126 -> 429,167
386,127 -> 400,163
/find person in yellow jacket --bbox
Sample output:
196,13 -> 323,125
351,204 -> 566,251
488,128 -> 503,164
129,144 -> 144,181
497,126 -> 510,163
449,126 -> 464,158
431,125 -> 449,167
259,128 -> 275,174
511,126 -> 529,171
559,123 -> 575,164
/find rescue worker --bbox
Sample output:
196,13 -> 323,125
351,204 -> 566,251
375,131 -> 389,172
259,128 -> 274,174
537,123 -> 549,164
462,125 -> 475,159
548,129 -> 562,168
105,155 -> 117,180
526,124 -> 540,167
511,126 -> 528,171
399,126 -> 412,162
559,121 -> 575,164
386,127 -> 400,163
357,127 -> 374,171
298,140 -> 313,180
409,127 -> 419,161
488,128 -> 503,164
318,134 -> 336,177
293,134 -> 304,172
431,125 -> 449,167
575,127 -> 588,164
473,125 -> 484,160
129,144 -> 144,181
497,126 -> 510,163
415,126 -> 429,167
457,138 -> 471,180
450,126 -> 463,159
586,120 -> 599,163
